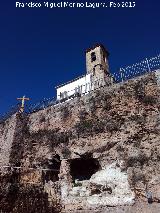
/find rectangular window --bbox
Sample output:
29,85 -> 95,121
60,92 -> 64,99
91,52 -> 96,62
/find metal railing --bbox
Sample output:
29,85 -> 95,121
27,97 -> 57,113
112,54 -> 160,82
0,54 -> 160,122
0,104 -> 21,123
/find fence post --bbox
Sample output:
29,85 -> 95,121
146,58 -> 151,72
120,68 -> 124,83
42,99 -> 45,109
158,54 -> 160,65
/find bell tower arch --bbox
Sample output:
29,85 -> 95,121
85,44 -> 113,87
86,44 -> 110,75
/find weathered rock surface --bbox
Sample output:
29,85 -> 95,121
0,70 -> 160,212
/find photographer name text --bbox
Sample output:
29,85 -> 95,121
16,1 -> 136,9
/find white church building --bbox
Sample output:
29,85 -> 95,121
56,44 -> 113,100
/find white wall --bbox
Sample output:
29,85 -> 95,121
56,74 -> 91,100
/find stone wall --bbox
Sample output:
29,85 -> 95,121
0,70 -> 160,212
0,114 -> 17,168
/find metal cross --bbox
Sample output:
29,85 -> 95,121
17,95 -> 30,113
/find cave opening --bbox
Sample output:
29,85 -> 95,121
70,156 -> 100,182
42,154 -> 61,184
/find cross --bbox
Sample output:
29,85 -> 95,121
17,95 -> 30,113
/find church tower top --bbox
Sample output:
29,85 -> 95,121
85,44 -> 110,75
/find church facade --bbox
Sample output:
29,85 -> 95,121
56,44 -> 113,100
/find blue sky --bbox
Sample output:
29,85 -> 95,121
0,0 -> 160,115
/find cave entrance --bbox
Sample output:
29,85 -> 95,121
70,156 -> 100,182
42,155 -> 61,184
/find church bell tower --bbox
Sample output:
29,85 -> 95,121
85,44 -> 113,87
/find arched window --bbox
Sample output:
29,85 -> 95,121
91,52 -> 96,62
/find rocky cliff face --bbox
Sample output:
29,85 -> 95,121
0,70 -> 160,212
0,114 -> 17,168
